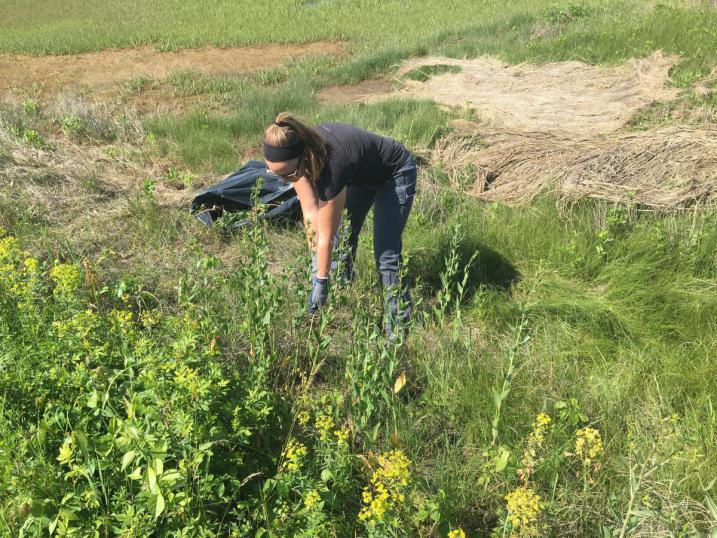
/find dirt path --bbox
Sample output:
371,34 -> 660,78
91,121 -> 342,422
1,41 -> 343,94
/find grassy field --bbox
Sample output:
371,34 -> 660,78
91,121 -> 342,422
2,0 -> 717,536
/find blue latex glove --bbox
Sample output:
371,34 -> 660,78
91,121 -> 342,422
308,276 -> 329,315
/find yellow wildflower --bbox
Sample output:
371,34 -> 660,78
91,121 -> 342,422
297,411 -> 310,426
575,427 -> 604,467
109,309 -> 134,335
304,490 -> 321,510
23,256 -> 39,274
315,414 -> 335,441
448,529 -> 466,538
280,438 -> 308,473
49,263 -> 81,296
518,412 -> 552,484
530,413 -> 551,444
0,235 -> 19,260
174,365 -> 200,396
57,437 -> 74,466
139,308 -> 161,328
334,427 -> 350,448
358,450 -> 412,525
505,486 -> 541,536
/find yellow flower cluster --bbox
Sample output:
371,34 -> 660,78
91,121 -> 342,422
530,413 -> 551,445
334,426 -> 350,449
280,438 -> 308,473
358,450 -> 411,524
109,309 -> 134,335
0,233 -> 18,260
297,411 -> 310,426
49,263 -> 81,296
575,427 -> 604,467
0,232 -> 44,309
519,412 -> 552,484
448,528 -> 466,538
51,309 -> 99,345
505,486 -> 541,535
315,414 -> 335,441
0,234 -> 30,295
10,256 -> 40,301
304,490 -> 321,510
139,308 -> 162,328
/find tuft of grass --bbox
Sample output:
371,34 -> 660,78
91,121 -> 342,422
125,74 -> 156,93
54,95 -> 144,144
403,64 -> 462,82
627,88 -> 717,129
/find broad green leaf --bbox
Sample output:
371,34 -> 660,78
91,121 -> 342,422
320,469 -> 334,483
148,466 -> 158,494
128,466 -> 142,480
495,447 -> 510,472
48,516 -> 58,535
160,471 -> 182,484
153,457 -> 163,477
154,492 -> 165,518
121,450 -> 136,471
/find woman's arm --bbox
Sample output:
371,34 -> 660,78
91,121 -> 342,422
315,187 -> 346,278
291,176 -> 320,251
291,176 -> 345,279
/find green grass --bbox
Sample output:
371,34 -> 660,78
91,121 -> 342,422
147,97 -> 453,173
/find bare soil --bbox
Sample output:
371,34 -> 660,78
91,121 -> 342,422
1,42 -> 343,94
319,77 -> 396,104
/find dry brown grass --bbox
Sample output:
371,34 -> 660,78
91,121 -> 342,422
433,120 -> 717,208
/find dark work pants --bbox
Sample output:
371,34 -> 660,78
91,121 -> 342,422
342,155 -> 417,326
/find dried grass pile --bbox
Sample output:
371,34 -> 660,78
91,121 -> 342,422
433,120 -> 717,208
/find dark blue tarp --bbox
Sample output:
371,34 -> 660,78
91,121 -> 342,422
190,160 -> 300,228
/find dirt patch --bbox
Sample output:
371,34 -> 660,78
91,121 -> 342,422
121,84 -> 227,116
434,120 -> 717,208
403,52 -> 680,136
324,52 -> 678,138
0,42 -> 343,95
319,77 -> 396,105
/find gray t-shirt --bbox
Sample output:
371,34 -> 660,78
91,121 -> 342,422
315,123 -> 411,201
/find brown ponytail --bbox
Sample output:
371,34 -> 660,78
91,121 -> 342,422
264,113 -> 327,182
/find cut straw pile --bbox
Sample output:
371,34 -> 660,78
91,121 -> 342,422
433,120 -> 717,208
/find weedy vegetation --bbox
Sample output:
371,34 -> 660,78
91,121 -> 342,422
2,0 -> 717,536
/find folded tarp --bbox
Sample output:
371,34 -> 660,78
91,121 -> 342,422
190,160 -> 300,228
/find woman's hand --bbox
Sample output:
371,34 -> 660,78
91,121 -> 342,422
308,276 -> 329,315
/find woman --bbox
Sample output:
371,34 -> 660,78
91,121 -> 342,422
263,113 -> 417,337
